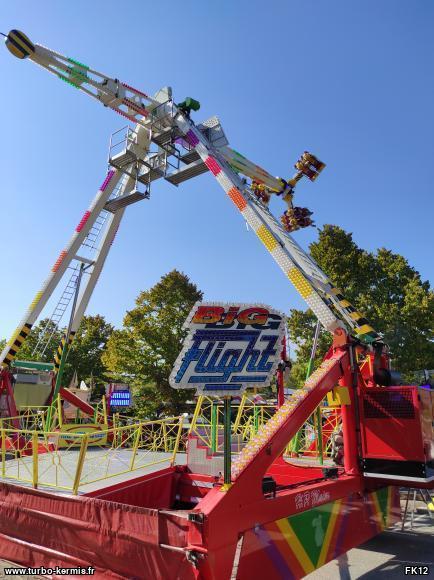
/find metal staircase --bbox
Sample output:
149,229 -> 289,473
31,172 -> 136,358
81,210 -> 110,250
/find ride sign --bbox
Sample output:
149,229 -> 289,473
107,383 -> 132,408
170,303 -> 286,396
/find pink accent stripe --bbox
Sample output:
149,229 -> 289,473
100,170 -> 115,192
121,83 -> 150,100
122,98 -> 149,117
205,156 -> 222,176
114,108 -> 140,124
332,496 -> 352,558
76,210 -> 91,233
110,226 -> 119,247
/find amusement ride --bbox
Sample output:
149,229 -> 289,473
0,28 -> 432,580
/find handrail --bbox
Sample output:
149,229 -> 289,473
0,415 -> 185,494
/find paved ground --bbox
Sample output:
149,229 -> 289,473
306,505 -> 434,579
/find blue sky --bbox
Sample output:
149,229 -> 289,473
0,1 -> 433,341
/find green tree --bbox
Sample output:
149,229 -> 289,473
102,270 -> 203,418
288,225 -> 434,385
287,311 -> 332,388
63,315 -> 114,394
16,319 -> 64,363
0,339 -> 6,354
6,316 -> 112,397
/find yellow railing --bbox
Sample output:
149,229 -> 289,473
189,394 -> 277,454
78,417 -> 185,490
0,407 -> 50,431
285,406 -> 341,458
190,393 -> 341,460
56,395 -> 107,428
189,395 -> 224,450
0,415 -> 185,495
1,397 -> 107,432
234,404 -> 276,441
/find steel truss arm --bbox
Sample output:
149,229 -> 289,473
52,205 -> 127,373
0,169 -> 123,367
172,113 -> 359,336
5,31 -> 381,344
170,112 -> 381,342
25,38 -> 284,191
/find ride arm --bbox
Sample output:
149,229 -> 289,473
5,29 -> 158,127
172,111 -> 381,341
195,344 -> 350,521
59,387 -> 96,417
5,30 -> 381,344
4,31 -> 291,193
0,169 -> 123,368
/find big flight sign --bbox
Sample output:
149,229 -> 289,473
170,303 -> 286,396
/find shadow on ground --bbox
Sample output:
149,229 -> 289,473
307,509 -> 434,579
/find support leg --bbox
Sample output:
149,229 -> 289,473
222,396 -> 232,491
401,489 -> 411,531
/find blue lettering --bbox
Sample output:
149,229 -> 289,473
174,329 -> 279,387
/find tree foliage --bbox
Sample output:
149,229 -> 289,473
287,311 -> 332,387
64,315 -> 113,391
102,270 -> 203,418
8,315 -> 113,394
288,225 -> 434,385
15,319 -> 64,363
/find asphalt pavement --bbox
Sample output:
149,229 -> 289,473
306,503 -> 434,579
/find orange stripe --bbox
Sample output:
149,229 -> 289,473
227,187 -> 247,211
52,250 -> 67,272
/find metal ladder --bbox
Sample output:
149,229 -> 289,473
81,210 -> 110,250
32,265 -> 81,357
31,175 -> 130,358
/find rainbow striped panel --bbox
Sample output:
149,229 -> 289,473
238,487 -> 399,579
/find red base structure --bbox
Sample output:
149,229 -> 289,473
0,334 -> 430,579
0,469 -> 400,579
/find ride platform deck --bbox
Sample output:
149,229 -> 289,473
0,449 -> 187,495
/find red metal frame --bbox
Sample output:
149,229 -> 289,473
361,386 -> 424,461
0,369 -> 19,427
0,331 -> 430,579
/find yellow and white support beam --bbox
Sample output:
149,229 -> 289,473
0,169 -> 123,367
